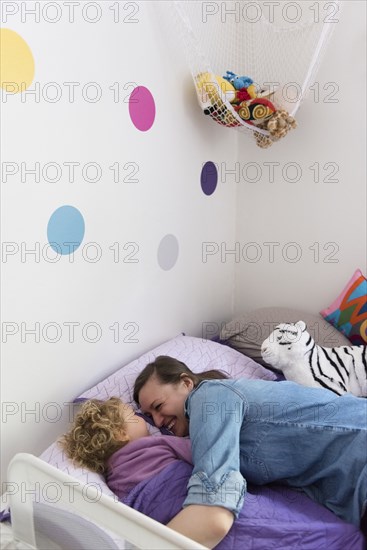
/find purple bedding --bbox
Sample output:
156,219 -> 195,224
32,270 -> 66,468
123,461 -> 365,550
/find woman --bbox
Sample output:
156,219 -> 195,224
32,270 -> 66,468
134,356 -> 367,549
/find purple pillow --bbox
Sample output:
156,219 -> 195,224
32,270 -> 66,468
75,334 -> 276,406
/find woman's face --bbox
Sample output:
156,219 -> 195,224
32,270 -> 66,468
120,403 -> 150,441
138,375 -> 193,437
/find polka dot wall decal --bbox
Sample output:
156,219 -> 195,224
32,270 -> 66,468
0,29 -> 35,92
47,206 -> 85,255
201,161 -> 218,195
129,86 -> 156,131
157,234 -> 179,271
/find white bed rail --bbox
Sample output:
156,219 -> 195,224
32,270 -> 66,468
7,453 -> 208,550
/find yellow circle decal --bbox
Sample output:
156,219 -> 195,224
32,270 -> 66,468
0,29 -> 35,92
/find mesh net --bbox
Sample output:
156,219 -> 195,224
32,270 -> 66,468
174,0 -> 341,146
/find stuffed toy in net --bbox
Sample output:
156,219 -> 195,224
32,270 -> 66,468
174,0 -> 340,148
196,70 -> 297,147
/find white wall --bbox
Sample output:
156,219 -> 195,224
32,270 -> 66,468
2,1 -> 366,487
234,1 -> 366,314
1,1 -> 237,484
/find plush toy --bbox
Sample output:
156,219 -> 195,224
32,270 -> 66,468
254,109 -> 297,148
223,71 -> 254,90
261,321 -> 367,397
233,88 -> 253,102
234,97 -> 276,125
196,72 -> 236,104
267,109 -> 297,138
223,71 -> 257,105
196,70 -> 297,140
203,102 -> 241,127
195,72 -> 242,127
253,132 -> 274,149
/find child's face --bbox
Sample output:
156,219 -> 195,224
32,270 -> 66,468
120,403 -> 150,441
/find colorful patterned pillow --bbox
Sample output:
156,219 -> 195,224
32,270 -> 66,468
320,269 -> 367,345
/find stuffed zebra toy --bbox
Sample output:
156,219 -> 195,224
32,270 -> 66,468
261,321 -> 367,397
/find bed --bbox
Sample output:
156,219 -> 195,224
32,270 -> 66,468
1,332 -> 366,549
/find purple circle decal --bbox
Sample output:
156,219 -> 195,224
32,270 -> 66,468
129,86 -> 156,131
201,161 -> 218,195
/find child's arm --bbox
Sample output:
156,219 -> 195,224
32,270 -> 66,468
167,504 -> 234,549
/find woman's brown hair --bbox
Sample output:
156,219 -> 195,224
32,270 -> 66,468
133,355 -> 227,406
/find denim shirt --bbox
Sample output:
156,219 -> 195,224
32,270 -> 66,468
182,378 -> 367,525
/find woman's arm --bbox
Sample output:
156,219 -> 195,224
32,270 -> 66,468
175,381 -> 246,546
184,381 -> 246,512
167,504 -> 234,549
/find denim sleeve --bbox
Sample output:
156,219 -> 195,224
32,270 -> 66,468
182,381 -> 246,518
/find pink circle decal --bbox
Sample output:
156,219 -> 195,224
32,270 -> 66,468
129,86 -> 156,131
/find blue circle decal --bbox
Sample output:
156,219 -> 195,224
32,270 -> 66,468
47,205 -> 85,255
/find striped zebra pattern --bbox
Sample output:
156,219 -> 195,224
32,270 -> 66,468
261,321 -> 367,397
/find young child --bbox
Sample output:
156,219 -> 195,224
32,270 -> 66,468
60,397 -> 149,474
60,397 -> 192,500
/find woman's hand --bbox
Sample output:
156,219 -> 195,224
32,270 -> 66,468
166,504 -> 234,549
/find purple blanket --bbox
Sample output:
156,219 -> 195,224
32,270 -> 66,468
123,461 -> 365,550
106,436 -> 192,499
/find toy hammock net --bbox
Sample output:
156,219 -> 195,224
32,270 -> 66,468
173,0 -> 341,147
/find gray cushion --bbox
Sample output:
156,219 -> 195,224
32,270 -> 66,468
220,307 -> 351,367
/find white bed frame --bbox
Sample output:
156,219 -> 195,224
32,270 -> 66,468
7,453 -> 208,550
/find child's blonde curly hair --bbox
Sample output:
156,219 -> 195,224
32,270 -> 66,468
60,397 -> 129,474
